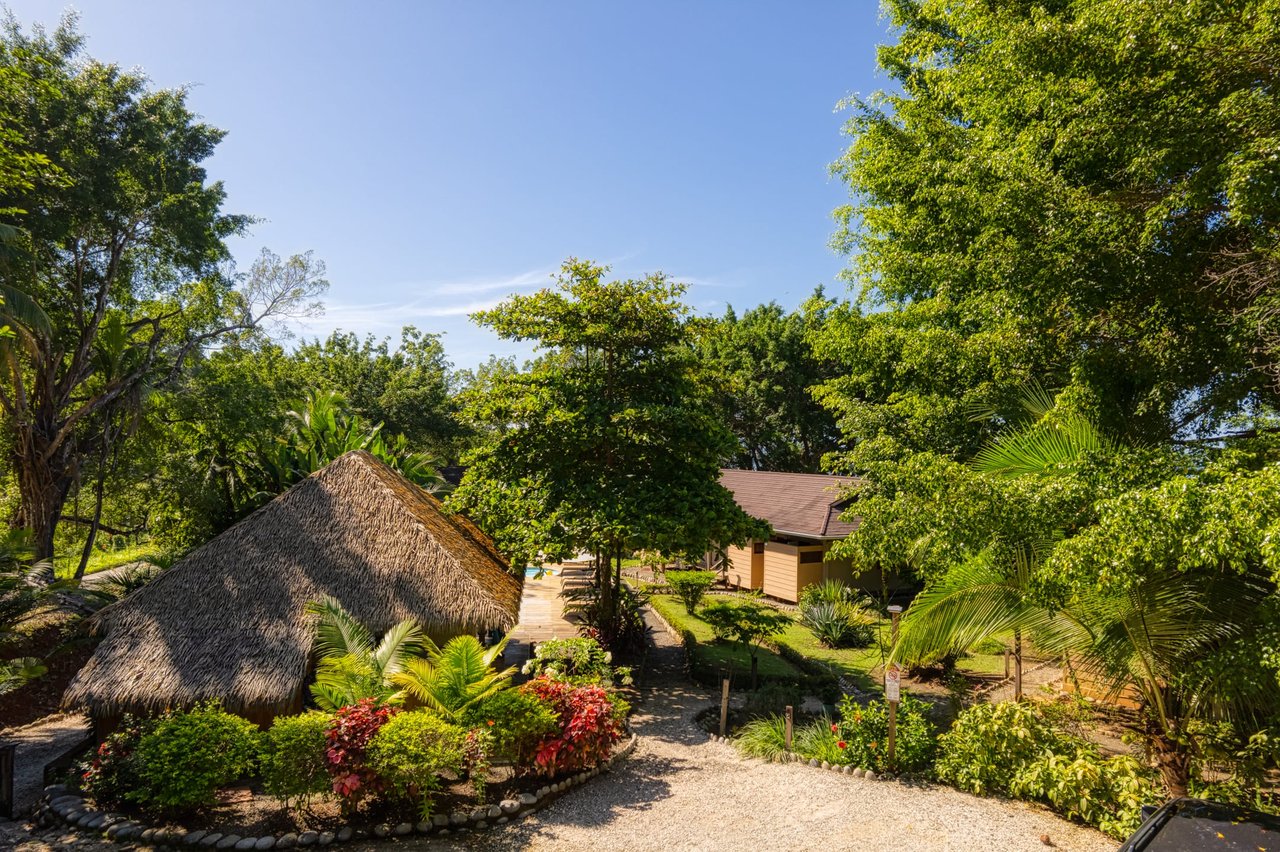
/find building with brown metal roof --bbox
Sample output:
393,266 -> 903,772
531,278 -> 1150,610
717,468 -> 894,603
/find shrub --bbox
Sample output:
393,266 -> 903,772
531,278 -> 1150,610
743,683 -> 805,720
325,699 -> 399,807
934,701 -> 1067,795
262,712 -> 331,809
701,598 -> 792,689
798,581 -> 876,649
1013,751 -> 1157,839
127,703 -> 260,812
365,710 -> 467,820
460,688 -> 559,766
666,570 -> 717,614
834,694 -> 936,773
733,715 -> 789,762
80,714 -> 152,807
935,701 -> 1159,839
522,677 -> 627,776
521,637 -> 618,686
794,720 -> 851,765
462,727 -> 493,801
390,634 -> 514,721
561,583 -> 650,653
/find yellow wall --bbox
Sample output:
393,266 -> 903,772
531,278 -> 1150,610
725,542 -> 763,589
762,542 -> 801,602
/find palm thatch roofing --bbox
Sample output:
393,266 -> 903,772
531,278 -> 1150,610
63,451 -> 522,721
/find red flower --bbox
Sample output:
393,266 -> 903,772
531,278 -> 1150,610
837,741 -> 847,749
830,723 -> 839,733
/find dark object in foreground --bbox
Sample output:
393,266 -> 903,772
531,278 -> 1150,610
1117,798 -> 1280,851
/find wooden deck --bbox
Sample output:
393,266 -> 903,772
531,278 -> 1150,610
505,564 -> 591,675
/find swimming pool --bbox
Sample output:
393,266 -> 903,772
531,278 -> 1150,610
524,566 -> 559,578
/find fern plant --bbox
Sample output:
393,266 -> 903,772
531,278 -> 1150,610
390,634 -> 515,721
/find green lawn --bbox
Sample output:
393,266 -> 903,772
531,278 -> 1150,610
649,594 -> 805,686
54,540 -> 169,579
650,592 -> 1009,694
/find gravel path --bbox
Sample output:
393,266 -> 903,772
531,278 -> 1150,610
5,713 -> 92,817
354,611 -> 1114,852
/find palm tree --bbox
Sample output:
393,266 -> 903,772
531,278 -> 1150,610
390,635 -> 515,721
892,544 -> 1054,699
305,596 -> 424,711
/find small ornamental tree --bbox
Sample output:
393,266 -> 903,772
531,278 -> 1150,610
666,570 -> 717,614
700,598 -> 791,690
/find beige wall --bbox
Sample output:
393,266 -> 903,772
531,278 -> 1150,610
762,542 -> 801,601
725,542 -> 763,590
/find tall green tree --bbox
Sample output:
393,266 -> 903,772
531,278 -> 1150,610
700,298 -> 840,472
294,327 -> 465,462
820,0 -> 1280,455
0,19 -> 327,557
450,259 -> 764,639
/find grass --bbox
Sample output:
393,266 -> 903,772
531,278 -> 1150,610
651,591 -> 1010,695
53,539 -> 169,579
649,594 -> 804,685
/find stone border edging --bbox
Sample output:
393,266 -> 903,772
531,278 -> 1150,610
705,732 -> 896,782
30,734 -> 640,849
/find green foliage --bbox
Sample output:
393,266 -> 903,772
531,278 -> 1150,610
460,689 -> 559,766
835,695 -> 936,773
935,701 -> 1159,838
665,570 -> 717,615
560,581 -> 650,654
262,712 -> 331,809
127,703 -> 260,813
794,720 -> 850,766
79,714 -> 151,807
364,710 -> 467,820
699,300 -> 840,472
449,258 -> 766,641
732,715 -> 789,763
390,634 -> 515,721
701,597 -> 793,689
743,683 -> 805,721
520,637 -> 620,686
798,583 -> 877,649
306,597 -> 423,711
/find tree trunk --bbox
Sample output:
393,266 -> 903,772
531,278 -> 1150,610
13,426 -> 77,561
750,652 -> 759,691
74,437 -> 111,581
1152,730 -> 1191,797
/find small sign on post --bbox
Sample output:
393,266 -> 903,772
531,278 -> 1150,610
884,663 -> 901,702
887,604 -> 903,770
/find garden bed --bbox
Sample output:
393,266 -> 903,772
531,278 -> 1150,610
35,735 -> 640,847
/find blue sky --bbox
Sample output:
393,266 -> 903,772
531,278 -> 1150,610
8,2 -> 890,368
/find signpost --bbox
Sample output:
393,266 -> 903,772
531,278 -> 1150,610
784,704 -> 794,753
886,605 -> 903,769
719,675 -> 731,737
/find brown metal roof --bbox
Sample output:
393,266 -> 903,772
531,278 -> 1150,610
719,468 -> 862,540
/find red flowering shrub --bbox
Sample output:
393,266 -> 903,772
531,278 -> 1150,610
325,699 -> 399,806
80,714 -> 151,806
521,677 -> 627,777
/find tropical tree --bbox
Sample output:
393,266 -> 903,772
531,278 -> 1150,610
305,597 -> 423,711
700,298 -> 841,472
0,15 -> 328,558
390,635 -> 515,721
700,597 -> 791,690
450,258 -> 764,643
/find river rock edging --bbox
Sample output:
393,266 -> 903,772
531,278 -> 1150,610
30,734 -> 640,848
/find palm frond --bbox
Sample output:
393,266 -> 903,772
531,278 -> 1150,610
0,283 -> 53,344
972,411 -> 1112,478
305,596 -> 374,661
0,656 -> 47,696
371,618 -> 424,677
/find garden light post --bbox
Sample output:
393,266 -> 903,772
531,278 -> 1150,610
886,605 -> 903,770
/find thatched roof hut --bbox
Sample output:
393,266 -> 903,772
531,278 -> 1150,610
63,451 -> 522,723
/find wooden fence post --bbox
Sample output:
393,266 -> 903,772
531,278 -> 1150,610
719,676 -> 731,737
784,705 -> 794,753
886,605 -> 902,770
